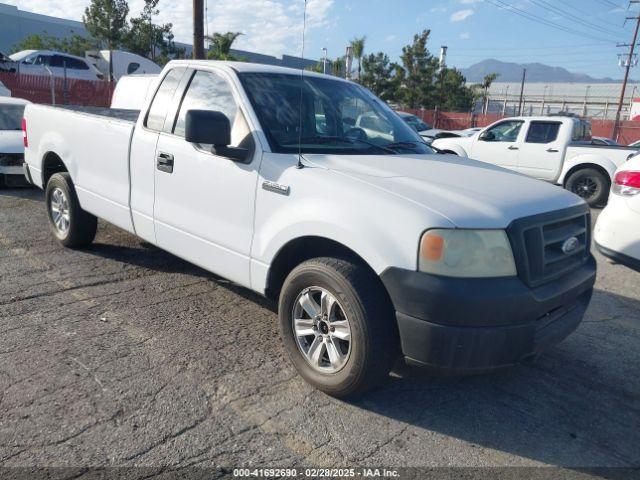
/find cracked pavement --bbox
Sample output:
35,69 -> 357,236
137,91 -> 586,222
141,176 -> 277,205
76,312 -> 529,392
0,188 -> 639,473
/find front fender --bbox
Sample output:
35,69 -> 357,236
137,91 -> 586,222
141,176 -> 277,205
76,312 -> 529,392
431,139 -> 468,157
558,154 -> 617,185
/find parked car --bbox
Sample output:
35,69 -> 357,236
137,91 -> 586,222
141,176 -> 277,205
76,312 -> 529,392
23,61 -> 596,397
433,116 -> 637,206
86,50 -> 162,82
0,51 -> 17,72
110,74 -> 159,110
628,139 -> 640,148
397,111 -> 437,137
594,156 -> 640,272
0,97 -> 30,187
591,136 -> 620,146
0,80 -> 10,97
9,50 -> 104,81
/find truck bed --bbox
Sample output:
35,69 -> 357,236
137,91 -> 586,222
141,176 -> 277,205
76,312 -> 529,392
24,103 -> 139,234
54,105 -> 140,124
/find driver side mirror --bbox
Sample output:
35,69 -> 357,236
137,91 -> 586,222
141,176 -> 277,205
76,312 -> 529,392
185,110 -> 249,162
479,131 -> 495,141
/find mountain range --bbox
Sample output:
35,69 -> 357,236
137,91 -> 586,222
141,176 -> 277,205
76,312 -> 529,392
460,59 -> 624,84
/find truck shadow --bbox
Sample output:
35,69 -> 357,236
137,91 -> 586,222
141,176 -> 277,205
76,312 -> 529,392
345,288 -> 640,467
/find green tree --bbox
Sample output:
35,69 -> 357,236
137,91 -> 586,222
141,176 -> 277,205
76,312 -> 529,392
350,36 -> 366,80
12,33 -> 99,57
439,68 -> 475,111
480,72 -> 499,113
305,62 -> 324,73
83,0 -> 129,50
360,52 -> 399,102
206,32 -> 244,61
330,56 -> 346,77
122,0 -> 182,65
396,29 -> 439,108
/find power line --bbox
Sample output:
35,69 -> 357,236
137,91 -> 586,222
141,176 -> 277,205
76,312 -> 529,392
486,0 -> 620,43
529,0 -> 622,36
453,43 -> 613,52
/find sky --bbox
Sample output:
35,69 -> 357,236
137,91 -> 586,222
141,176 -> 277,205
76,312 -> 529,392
3,0 -> 637,80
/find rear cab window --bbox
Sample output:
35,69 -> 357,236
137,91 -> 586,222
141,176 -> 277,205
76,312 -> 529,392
145,68 -> 187,131
572,119 -> 592,142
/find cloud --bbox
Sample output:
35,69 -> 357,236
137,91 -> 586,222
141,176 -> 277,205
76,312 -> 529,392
458,0 -> 483,4
459,32 -> 471,39
3,0 -> 335,58
450,9 -> 474,22
385,34 -> 397,42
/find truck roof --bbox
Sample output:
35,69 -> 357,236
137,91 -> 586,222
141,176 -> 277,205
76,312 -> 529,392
167,59 -> 349,82
501,115 -> 582,123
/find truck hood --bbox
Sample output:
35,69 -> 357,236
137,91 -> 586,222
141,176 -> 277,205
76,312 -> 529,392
304,153 -> 585,228
0,131 -> 23,154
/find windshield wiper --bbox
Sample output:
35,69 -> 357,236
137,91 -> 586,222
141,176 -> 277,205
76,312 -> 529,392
295,136 -> 397,154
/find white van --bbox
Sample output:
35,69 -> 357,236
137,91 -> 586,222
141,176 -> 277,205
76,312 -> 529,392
86,51 -> 162,82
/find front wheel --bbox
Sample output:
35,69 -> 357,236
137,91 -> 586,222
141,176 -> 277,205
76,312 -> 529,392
278,257 -> 398,398
45,172 -> 97,248
565,168 -> 610,207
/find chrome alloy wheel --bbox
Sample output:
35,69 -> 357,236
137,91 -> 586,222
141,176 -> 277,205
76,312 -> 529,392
292,287 -> 352,374
50,187 -> 70,235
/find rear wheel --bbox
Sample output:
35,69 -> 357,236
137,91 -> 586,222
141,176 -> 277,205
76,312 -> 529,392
565,168 -> 610,207
45,172 -> 97,248
278,257 -> 398,398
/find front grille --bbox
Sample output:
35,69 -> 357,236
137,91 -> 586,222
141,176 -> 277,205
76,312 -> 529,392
0,153 -> 24,167
508,205 -> 591,288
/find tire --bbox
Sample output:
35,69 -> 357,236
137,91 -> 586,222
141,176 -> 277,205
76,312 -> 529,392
565,168 -> 610,207
45,172 -> 97,248
278,256 -> 399,398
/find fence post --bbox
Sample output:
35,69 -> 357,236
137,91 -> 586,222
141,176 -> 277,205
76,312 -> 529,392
44,66 -> 55,105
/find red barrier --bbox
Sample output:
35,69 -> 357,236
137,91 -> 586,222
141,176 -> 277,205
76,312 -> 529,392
0,72 -> 114,107
406,109 -> 640,145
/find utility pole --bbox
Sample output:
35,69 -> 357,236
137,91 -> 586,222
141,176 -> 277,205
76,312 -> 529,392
613,4 -> 640,140
322,47 -> 328,74
193,0 -> 205,59
435,46 -> 448,128
518,68 -> 526,116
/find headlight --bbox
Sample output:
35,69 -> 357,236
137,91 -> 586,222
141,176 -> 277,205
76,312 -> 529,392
419,229 -> 517,278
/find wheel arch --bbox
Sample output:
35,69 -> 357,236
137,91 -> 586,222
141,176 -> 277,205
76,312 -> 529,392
264,236 -> 385,302
561,162 -> 612,187
42,151 -> 69,187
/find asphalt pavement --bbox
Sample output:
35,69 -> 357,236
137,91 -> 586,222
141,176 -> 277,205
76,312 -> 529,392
0,187 -> 639,477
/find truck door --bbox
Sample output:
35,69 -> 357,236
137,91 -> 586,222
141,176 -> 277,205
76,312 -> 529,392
152,69 -> 259,288
129,67 -> 188,244
516,120 -> 564,181
469,119 -> 525,171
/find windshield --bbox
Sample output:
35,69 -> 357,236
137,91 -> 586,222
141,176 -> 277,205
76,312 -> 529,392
403,115 -> 430,132
239,72 -> 433,155
0,105 -> 26,130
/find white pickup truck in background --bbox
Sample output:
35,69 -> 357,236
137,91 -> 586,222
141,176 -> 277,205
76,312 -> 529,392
23,61 -> 596,396
432,116 -> 637,206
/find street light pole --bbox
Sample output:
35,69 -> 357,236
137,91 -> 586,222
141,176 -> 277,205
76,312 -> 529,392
322,47 -> 328,74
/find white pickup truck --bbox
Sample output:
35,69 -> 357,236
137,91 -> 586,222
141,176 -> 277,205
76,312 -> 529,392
432,116 -> 637,207
23,61 -> 596,396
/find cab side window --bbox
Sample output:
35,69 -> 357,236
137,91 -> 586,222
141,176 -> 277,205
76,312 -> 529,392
173,70 -> 238,137
526,121 -> 561,144
483,120 -> 524,142
173,70 -> 253,154
145,68 -> 186,131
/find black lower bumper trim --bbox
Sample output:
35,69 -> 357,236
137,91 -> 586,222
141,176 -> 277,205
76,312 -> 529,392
381,257 -> 596,370
596,242 -> 640,273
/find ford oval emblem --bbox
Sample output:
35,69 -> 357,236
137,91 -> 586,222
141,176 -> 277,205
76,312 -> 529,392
561,236 -> 580,255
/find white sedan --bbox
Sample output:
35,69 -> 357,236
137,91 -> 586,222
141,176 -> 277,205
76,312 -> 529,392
595,156 -> 640,272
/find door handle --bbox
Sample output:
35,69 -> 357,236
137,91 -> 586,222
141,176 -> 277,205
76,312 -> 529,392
157,152 -> 174,173
546,148 -> 559,153
508,146 -> 519,150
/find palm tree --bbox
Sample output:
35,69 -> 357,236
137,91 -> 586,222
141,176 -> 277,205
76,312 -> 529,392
350,36 -> 366,80
206,32 -> 243,60
481,73 -> 499,114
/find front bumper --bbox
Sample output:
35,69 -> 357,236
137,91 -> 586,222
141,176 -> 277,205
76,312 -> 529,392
380,256 -> 596,370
